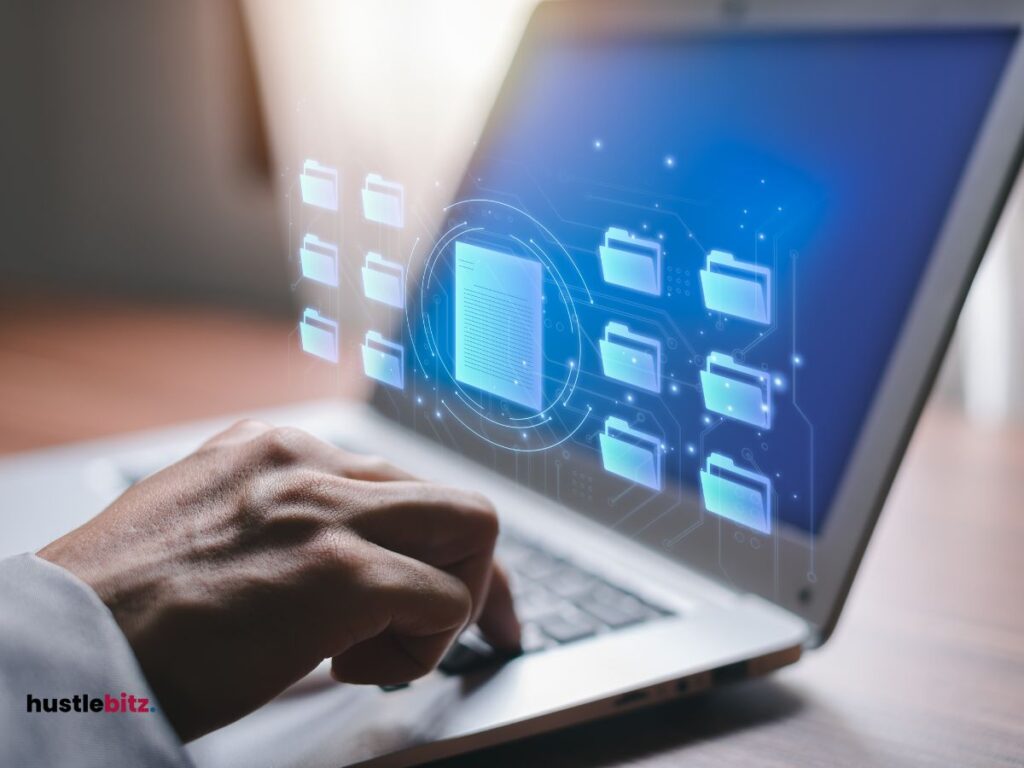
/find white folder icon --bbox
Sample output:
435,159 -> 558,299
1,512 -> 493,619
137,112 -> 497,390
299,160 -> 338,212
699,453 -> 772,534
598,227 -> 662,295
361,174 -> 404,228
598,416 -> 663,491
599,321 -> 662,393
299,234 -> 338,287
361,331 -> 405,389
361,252 -> 405,309
699,250 -> 771,325
298,308 -> 339,364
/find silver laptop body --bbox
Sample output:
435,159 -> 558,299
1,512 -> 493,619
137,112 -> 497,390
2,2 -> 1023,766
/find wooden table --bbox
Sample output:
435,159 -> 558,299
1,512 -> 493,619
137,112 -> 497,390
2,297 -> 1022,767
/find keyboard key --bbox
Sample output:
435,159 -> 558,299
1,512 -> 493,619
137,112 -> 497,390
516,586 -> 567,622
520,622 -> 550,653
590,584 -> 642,609
514,550 -> 563,580
548,567 -> 597,599
578,597 -> 645,629
538,611 -> 598,644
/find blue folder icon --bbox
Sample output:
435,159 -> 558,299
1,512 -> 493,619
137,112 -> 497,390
598,416 -> 663,491
598,227 -> 662,295
299,234 -> 338,287
699,453 -> 772,534
299,160 -> 339,212
361,252 -> 405,309
599,322 -> 661,393
361,174 -> 404,228
361,331 -> 404,389
700,352 -> 773,429
699,250 -> 771,324
298,308 -> 338,364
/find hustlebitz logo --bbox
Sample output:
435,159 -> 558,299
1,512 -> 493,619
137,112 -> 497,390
26,692 -> 156,714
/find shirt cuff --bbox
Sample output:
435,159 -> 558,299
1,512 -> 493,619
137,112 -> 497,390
0,553 -> 192,768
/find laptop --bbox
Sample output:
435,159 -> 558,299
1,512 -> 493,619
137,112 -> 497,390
2,1 -> 1023,766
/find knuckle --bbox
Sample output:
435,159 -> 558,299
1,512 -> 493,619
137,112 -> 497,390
354,454 -> 390,475
275,467 -> 330,505
316,529 -> 373,573
232,418 -> 271,432
364,455 -> 391,473
255,426 -> 309,466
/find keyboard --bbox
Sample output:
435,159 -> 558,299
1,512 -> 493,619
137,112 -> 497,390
437,533 -> 672,676
117,456 -> 672,677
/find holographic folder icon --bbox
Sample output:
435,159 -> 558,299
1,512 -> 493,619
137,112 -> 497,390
599,322 -> 661,393
361,252 -> 404,309
699,453 -> 771,534
299,160 -> 339,211
699,250 -> 771,324
361,331 -> 404,389
598,227 -> 662,295
700,351 -> 772,429
299,234 -> 339,287
298,308 -> 338,364
598,416 -> 663,491
361,174 -> 404,228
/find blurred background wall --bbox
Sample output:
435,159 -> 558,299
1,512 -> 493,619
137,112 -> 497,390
0,0 -> 1021,421
0,0 -> 287,311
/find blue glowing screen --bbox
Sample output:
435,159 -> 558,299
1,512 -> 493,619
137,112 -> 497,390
373,28 -> 1016,540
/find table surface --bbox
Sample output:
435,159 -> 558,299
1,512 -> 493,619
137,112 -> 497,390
2,297 -> 1022,767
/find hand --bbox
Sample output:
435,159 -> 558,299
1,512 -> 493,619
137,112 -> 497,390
38,420 -> 520,741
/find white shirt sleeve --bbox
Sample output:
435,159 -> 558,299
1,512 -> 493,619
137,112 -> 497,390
0,554 -> 193,768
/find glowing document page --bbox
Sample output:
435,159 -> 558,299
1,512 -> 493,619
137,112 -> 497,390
454,242 -> 543,411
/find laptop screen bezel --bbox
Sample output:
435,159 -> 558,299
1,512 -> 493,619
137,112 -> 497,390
369,0 -> 1024,643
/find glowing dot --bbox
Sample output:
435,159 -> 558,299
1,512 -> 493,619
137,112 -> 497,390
416,396 -> 423,404
703,416 -> 712,424
670,384 -> 679,393
758,233 -> 766,241
626,394 -> 634,403
569,360 -> 575,368
593,139 -> 603,150
793,354 -> 803,365
774,377 -> 783,386
435,411 -> 442,419
686,444 -> 696,455
664,155 -> 676,168
760,178 -> 766,184
743,209 -> 749,215
777,205 -> 783,211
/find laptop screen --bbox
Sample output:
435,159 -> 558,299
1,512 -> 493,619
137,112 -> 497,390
370,25 -> 1017,541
